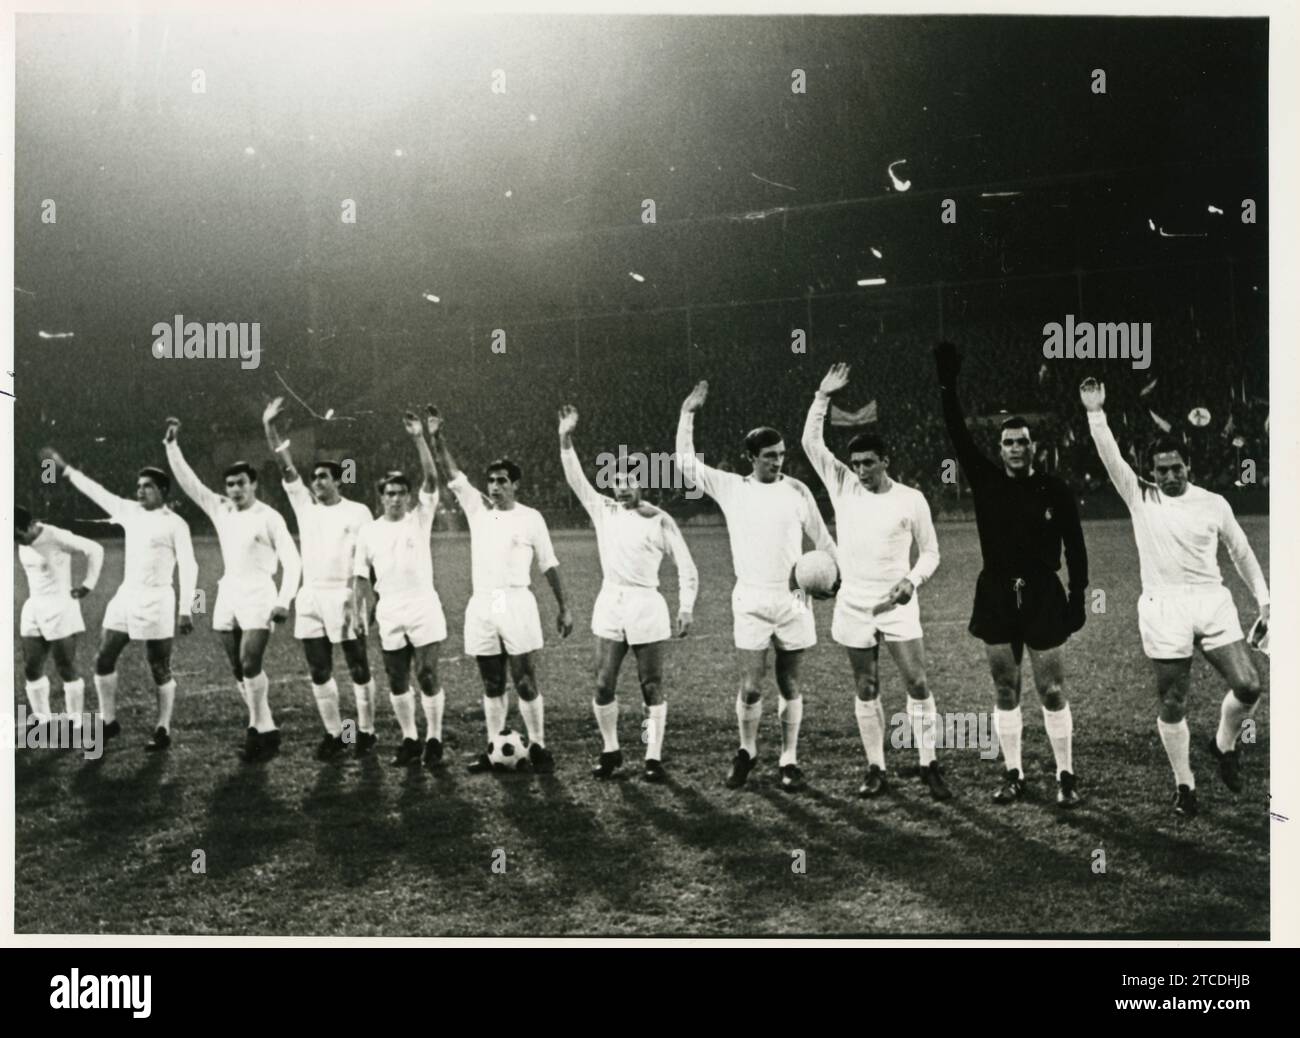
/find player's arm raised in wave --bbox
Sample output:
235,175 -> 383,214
263,396 -> 303,483
41,447 -> 130,521
405,408 -> 440,496
558,404 -> 609,520
425,406 -> 488,516
675,380 -> 740,503
801,362 -> 856,495
1080,378 -> 1145,506
162,418 -> 224,519
934,341 -> 997,481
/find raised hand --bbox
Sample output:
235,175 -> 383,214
558,404 -> 579,436
163,417 -> 181,443
263,397 -> 286,426
1079,378 -> 1106,412
402,411 -> 423,437
681,380 -> 709,413
425,404 -> 442,437
819,363 -> 851,396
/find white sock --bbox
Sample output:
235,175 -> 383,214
93,671 -> 118,724
313,678 -> 343,736
484,694 -> 508,740
854,697 -> 887,770
995,706 -> 1023,774
156,680 -> 176,731
1158,717 -> 1195,789
909,693 -> 938,767
25,677 -> 52,722
1216,691 -> 1255,753
1042,704 -> 1073,777
248,672 -> 276,732
353,678 -> 376,734
645,702 -> 667,761
390,690 -> 418,741
63,678 -> 86,724
422,688 -> 445,742
519,695 -> 545,748
594,700 -> 619,752
778,696 -> 803,767
736,693 -> 762,757
237,678 -> 255,727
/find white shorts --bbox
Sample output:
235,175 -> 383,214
295,585 -> 360,643
732,583 -> 816,652
592,585 -> 671,645
375,591 -> 448,652
103,586 -> 176,641
832,585 -> 923,648
464,588 -> 544,657
1138,585 -> 1244,659
20,596 -> 86,642
212,579 -> 278,632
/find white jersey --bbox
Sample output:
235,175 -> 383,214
561,445 -> 699,612
284,478 -> 373,590
447,474 -> 559,593
802,393 -> 940,594
353,488 -> 439,599
65,467 -> 198,608
1087,411 -> 1269,603
18,523 -> 105,600
165,442 -> 301,606
677,411 -> 836,591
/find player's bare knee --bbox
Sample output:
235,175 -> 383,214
993,684 -> 1020,710
23,659 -> 45,682
94,652 -> 116,676
1233,670 -> 1262,704
640,679 -> 662,706
240,658 -> 262,679
149,661 -> 171,686
1038,684 -> 1066,711
415,664 -> 437,695
309,664 -> 332,685
904,675 -> 929,700
594,673 -> 618,705
348,661 -> 371,685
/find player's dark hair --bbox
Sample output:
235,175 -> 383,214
137,466 -> 171,493
378,470 -> 412,494
486,458 -> 522,484
744,426 -> 784,456
15,505 -> 33,531
999,416 -> 1033,438
223,460 -> 258,484
313,460 -> 344,481
1148,437 -> 1189,469
847,432 -> 888,459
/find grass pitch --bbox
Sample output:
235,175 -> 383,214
12,519 -> 1269,937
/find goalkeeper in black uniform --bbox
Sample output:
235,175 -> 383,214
934,342 -> 1088,806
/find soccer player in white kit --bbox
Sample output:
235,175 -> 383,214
1081,379 -> 1269,817
802,364 -> 951,800
15,505 -> 104,736
40,448 -> 198,752
263,398 -> 379,761
351,411 -> 450,770
558,405 -> 699,783
676,380 -> 837,792
428,408 -> 574,774
164,419 -> 301,763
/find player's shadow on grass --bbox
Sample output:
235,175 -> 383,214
199,763 -> 297,879
70,751 -> 178,844
495,773 -> 657,926
301,758 -> 402,888
390,763 -> 490,875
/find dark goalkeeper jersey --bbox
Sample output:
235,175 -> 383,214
940,385 -> 1089,593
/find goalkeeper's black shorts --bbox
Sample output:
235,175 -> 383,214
968,569 -> 1071,651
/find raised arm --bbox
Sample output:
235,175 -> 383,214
661,513 -> 699,635
404,408 -> 439,494
675,380 -> 736,503
1218,500 -> 1269,611
1081,379 -> 1143,506
263,397 -> 301,482
43,448 -> 130,521
162,419 -> 224,519
934,342 -> 994,479
427,408 -> 486,517
558,405 -> 605,517
54,526 -> 105,595
801,364 -> 855,493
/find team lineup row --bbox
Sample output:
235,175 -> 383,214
16,345 -> 1268,814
